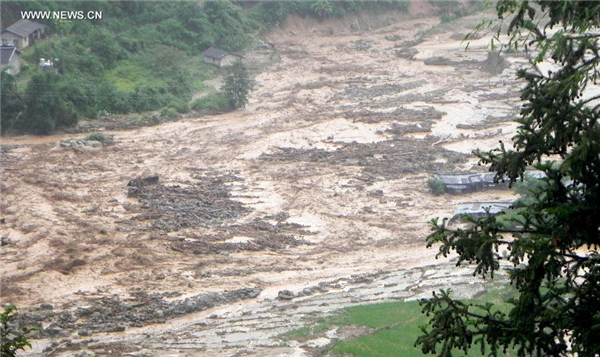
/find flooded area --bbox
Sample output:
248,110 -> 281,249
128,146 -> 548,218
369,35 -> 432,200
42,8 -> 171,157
1,8 -> 524,356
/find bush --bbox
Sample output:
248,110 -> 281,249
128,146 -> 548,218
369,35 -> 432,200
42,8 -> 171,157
427,178 -> 446,195
160,107 -> 178,119
85,132 -> 114,144
191,92 -> 231,112
0,70 -> 24,134
169,100 -> 189,114
1,305 -> 37,356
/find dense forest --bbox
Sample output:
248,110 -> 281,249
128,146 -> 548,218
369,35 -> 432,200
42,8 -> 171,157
1,0 -> 470,134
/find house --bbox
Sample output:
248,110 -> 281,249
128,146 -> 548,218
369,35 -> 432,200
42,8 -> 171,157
435,172 -> 512,194
435,173 -> 487,194
1,20 -> 46,50
0,43 -> 21,75
201,47 -> 239,67
451,202 -> 513,222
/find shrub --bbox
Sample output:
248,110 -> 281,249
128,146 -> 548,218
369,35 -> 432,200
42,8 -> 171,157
0,70 -> 24,134
160,107 -> 178,119
427,178 -> 446,195
1,305 -> 37,356
85,132 -> 114,145
191,92 -> 231,112
169,100 -> 190,114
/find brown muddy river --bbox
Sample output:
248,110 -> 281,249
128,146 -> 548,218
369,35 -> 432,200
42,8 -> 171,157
2,8 -> 523,356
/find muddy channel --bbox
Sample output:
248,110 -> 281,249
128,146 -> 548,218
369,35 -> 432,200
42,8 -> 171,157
1,9 -> 524,356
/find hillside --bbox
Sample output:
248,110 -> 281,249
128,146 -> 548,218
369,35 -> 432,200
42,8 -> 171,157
0,0 -> 479,135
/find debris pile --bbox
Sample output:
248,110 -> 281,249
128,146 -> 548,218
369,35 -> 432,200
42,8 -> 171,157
335,80 -> 427,100
58,139 -> 103,149
261,138 -> 467,180
127,171 -> 249,231
345,106 -> 444,125
169,218 -> 311,254
17,288 -> 262,339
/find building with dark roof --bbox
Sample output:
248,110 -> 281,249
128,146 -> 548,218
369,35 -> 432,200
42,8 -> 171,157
201,47 -> 239,67
0,44 -> 21,75
435,172 -> 512,194
1,20 -> 46,50
451,202 -> 513,221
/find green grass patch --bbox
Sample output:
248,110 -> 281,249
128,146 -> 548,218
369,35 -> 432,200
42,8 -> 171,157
187,58 -> 218,90
106,61 -> 166,92
280,319 -> 331,341
280,283 -> 517,357
329,300 -> 430,357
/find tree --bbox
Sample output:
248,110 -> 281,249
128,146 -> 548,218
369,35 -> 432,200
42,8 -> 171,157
0,70 -> 24,133
222,60 -> 254,109
416,1 -> 600,356
311,0 -> 334,18
1,305 -> 37,357
21,72 -> 78,134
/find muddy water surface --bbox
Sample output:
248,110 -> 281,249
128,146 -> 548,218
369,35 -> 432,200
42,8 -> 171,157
2,9 -> 524,356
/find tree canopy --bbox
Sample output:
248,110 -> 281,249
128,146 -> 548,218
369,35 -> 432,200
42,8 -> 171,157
223,60 -> 255,109
417,1 -> 600,356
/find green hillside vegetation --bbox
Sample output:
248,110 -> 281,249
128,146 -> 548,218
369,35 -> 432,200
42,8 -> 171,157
1,0 -> 253,134
1,0 -> 474,134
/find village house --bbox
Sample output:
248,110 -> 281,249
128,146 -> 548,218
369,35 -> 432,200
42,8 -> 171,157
1,19 -> 46,50
435,172 -> 514,194
0,43 -> 21,75
451,202 -> 513,222
201,47 -> 239,67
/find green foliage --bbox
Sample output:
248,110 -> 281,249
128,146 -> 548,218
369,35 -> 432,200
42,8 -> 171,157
222,60 -> 255,109
1,0 -> 254,133
160,107 -> 178,119
245,0 -> 409,30
311,0 -> 334,18
1,0 -> 420,134
169,100 -> 190,114
418,1 -> 600,356
280,284 -> 512,356
204,1 -> 251,52
191,92 -> 232,113
85,132 -> 113,144
21,72 -> 78,134
1,305 -> 37,357
0,70 -> 24,133
427,178 -> 446,195
436,0 -> 488,23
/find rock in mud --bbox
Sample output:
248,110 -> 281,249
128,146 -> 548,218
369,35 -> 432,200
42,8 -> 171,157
16,287 -> 264,338
278,290 -> 295,300
58,139 -> 103,148
127,175 -> 160,188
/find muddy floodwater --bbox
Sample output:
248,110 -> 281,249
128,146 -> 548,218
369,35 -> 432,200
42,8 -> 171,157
2,9 -> 523,356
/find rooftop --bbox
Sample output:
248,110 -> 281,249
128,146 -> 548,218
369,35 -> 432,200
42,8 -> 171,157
453,202 -> 513,217
2,20 -> 46,38
202,47 -> 228,59
0,45 -> 16,65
